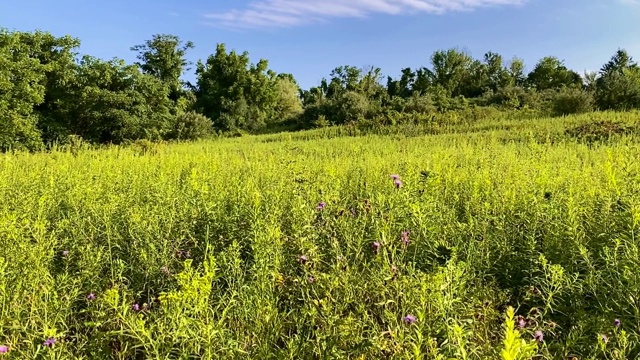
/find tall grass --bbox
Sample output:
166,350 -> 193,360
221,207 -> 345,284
0,112 -> 639,358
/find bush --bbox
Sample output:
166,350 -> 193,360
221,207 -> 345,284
550,87 -> 594,116
565,120 -> 635,143
167,111 -> 213,141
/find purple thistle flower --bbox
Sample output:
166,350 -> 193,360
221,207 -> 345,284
394,179 -> 403,189
614,318 -> 621,327
43,338 -> 56,347
87,293 -> 95,301
403,314 -> 417,324
299,255 -> 308,265
0,345 -> 8,353
131,303 -> 140,311
401,231 -> 410,245
372,241 -> 381,253
390,174 -> 400,180
307,276 -> 315,284
534,330 -> 544,342
317,201 -> 326,210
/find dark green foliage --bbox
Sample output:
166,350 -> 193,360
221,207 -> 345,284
168,111 -> 214,140
131,34 -> 194,106
565,120 -> 636,143
4,25 -> 640,150
64,56 -> 174,143
0,28 -> 46,151
550,87 -> 595,116
526,56 -> 583,91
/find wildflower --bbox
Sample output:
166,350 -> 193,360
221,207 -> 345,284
534,330 -> 544,342
87,293 -> 96,301
308,276 -> 315,284
43,338 -> 56,347
390,174 -> 400,180
132,303 -> 140,311
61,250 -> 69,257
403,314 -> 417,324
614,318 -> 621,327
394,179 -> 403,189
299,255 -> 308,265
517,317 -> 527,329
0,345 -> 8,353
317,201 -> 326,210
600,334 -> 609,343
401,231 -> 410,246
372,241 -> 381,254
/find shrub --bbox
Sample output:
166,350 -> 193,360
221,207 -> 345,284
565,120 -> 634,143
167,111 -> 213,141
550,87 -> 595,116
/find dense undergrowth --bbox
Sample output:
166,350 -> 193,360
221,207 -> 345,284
1,112 -> 640,358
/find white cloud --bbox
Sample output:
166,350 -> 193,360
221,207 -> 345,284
204,0 -> 528,29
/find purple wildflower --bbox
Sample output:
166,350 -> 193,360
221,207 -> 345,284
517,318 -> 527,329
299,255 -> 308,265
308,276 -> 315,284
394,179 -> 403,189
317,202 -> 326,210
614,319 -> 621,327
403,314 -> 417,324
0,345 -> 8,353
43,338 -> 56,347
86,293 -> 95,301
390,174 -> 400,180
131,303 -> 140,311
534,330 -> 544,342
372,241 -> 381,254
401,231 -> 410,246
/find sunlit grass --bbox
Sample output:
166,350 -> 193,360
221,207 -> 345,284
0,111 -> 639,358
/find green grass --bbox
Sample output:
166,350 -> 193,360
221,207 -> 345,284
1,111 -> 640,358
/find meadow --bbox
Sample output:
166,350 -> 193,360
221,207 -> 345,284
1,111 -> 640,359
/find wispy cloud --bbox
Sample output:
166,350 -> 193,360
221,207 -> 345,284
204,0 -> 528,29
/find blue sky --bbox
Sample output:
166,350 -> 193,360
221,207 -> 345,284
1,0 -> 639,89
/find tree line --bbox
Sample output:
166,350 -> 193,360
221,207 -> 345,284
2,27 -> 640,151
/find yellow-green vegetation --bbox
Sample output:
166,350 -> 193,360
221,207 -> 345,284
1,111 -> 639,358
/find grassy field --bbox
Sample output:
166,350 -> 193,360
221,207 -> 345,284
1,111 -> 640,359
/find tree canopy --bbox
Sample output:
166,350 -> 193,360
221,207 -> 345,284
1,26 -> 639,151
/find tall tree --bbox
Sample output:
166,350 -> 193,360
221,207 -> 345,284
194,43 -> 281,131
64,56 -> 174,143
595,49 -> 640,110
0,28 -> 46,150
131,34 -> 194,103
526,56 -> 582,90
427,48 -> 475,97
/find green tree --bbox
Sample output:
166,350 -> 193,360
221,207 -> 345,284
386,67 -> 416,98
526,56 -> 582,90
65,56 -> 174,143
594,49 -> 640,110
0,28 -> 46,151
131,34 -> 194,104
427,48 -> 474,97
273,74 -> 303,123
194,43 -> 281,131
